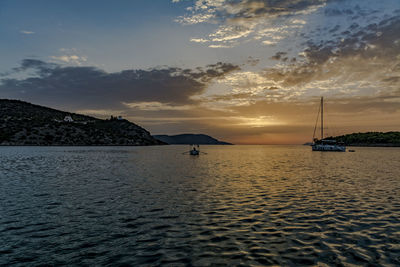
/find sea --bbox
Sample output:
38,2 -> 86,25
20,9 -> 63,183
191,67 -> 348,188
1,145 -> 399,266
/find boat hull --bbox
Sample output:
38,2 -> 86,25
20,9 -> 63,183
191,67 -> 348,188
312,144 -> 346,152
190,150 -> 199,155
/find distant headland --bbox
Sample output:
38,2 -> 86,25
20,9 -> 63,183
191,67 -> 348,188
0,99 -> 164,146
153,134 -> 232,145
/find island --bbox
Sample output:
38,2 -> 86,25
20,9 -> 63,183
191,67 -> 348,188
153,134 -> 232,145
324,132 -> 400,147
0,99 -> 164,146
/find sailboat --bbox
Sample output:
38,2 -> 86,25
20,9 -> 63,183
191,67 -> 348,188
311,97 -> 346,152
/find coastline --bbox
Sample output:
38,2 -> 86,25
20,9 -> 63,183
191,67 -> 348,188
345,143 -> 400,147
304,143 -> 399,147
0,143 -> 166,147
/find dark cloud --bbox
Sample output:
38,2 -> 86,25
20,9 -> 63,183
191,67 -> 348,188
246,57 -> 260,66
14,59 -> 54,71
12,59 -> 57,76
0,60 -> 239,109
179,0 -> 339,26
309,15 -> 400,61
324,7 -> 354,16
264,14 -> 400,87
230,95 -> 400,127
329,25 -> 341,33
224,0 -> 330,20
382,76 -> 400,85
208,92 -> 254,102
349,23 -> 359,30
331,95 -> 400,114
271,52 -> 287,60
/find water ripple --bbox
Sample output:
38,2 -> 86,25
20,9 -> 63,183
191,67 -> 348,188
1,145 -> 399,266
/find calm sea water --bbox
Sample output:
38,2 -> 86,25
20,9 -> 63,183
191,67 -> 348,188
1,145 -> 399,266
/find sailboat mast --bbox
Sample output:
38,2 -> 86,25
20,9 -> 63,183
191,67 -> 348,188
321,97 -> 324,140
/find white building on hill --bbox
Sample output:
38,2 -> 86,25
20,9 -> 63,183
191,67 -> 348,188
64,115 -> 73,122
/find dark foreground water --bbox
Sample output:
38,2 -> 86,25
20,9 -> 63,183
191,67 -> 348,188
1,145 -> 399,266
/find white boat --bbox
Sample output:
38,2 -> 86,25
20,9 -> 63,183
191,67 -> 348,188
311,97 -> 346,152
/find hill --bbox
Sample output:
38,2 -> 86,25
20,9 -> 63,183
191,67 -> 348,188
327,132 -> 400,147
0,99 -> 164,146
153,134 -> 232,145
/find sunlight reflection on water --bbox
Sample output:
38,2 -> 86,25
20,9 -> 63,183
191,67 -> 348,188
1,145 -> 399,265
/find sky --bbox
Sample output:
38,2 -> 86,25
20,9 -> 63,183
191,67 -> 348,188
0,0 -> 399,144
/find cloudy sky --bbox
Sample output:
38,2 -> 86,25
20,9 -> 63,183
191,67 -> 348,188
1,0 -> 399,144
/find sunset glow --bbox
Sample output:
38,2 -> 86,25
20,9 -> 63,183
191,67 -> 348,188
1,0 -> 399,143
